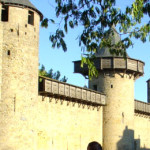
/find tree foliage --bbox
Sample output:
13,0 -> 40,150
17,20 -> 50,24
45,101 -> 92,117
39,65 -> 68,82
41,0 -> 150,78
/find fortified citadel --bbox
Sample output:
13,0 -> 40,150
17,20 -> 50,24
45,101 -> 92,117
0,0 -> 150,150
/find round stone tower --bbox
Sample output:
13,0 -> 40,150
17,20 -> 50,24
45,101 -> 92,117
74,28 -> 144,150
0,1 -> 42,149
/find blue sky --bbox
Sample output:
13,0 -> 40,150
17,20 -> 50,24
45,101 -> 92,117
30,0 -> 150,102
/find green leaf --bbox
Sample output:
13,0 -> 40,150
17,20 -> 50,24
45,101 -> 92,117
95,7 -> 100,14
64,23 -> 68,33
50,19 -> 55,24
41,18 -> 48,28
69,21 -> 74,28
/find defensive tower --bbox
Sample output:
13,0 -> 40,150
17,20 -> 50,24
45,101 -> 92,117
74,28 -> 145,150
0,0 -> 42,149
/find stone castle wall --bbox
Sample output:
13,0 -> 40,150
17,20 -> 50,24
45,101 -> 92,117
134,113 -> 150,149
0,4 -> 3,100
0,4 -> 103,150
0,5 -> 40,150
35,96 -> 103,150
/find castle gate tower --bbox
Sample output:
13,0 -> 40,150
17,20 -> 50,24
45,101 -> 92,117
74,28 -> 144,150
0,0 -> 42,149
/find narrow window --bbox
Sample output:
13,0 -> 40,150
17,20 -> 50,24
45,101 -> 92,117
7,50 -> 10,55
1,5 -> 9,22
93,85 -> 97,91
28,11 -> 34,25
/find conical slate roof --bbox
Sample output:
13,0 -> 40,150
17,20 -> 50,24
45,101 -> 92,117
95,26 -> 129,58
0,0 -> 43,20
147,79 -> 150,82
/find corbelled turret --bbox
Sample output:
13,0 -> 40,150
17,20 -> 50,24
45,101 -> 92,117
74,27 -> 144,78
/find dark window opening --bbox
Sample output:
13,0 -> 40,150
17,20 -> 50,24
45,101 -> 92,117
28,11 -> 34,25
7,50 -> 10,55
93,85 -> 97,91
111,84 -> 113,88
1,5 -> 9,22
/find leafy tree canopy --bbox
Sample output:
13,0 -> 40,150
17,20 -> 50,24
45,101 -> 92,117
39,65 -> 68,82
41,0 -> 150,78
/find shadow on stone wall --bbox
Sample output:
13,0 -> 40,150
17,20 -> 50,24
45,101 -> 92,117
117,126 -> 150,150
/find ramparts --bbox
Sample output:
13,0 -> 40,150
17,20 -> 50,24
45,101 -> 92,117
135,100 -> 150,115
39,76 -> 106,106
